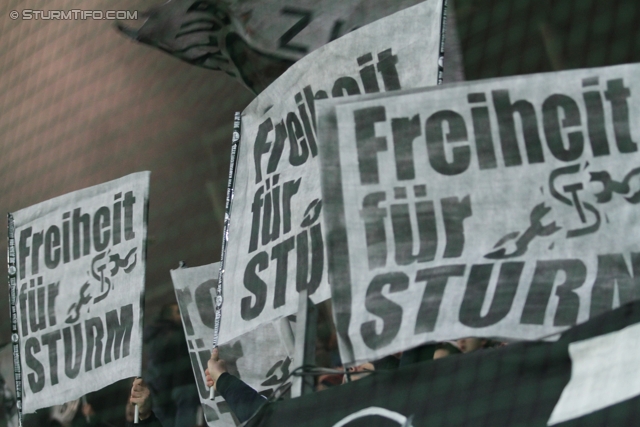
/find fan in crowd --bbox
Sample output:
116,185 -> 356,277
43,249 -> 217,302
127,336 -> 502,426
128,348 -> 263,426
144,304 -> 199,427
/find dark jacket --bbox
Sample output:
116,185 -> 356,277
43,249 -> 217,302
143,319 -> 193,399
216,373 -> 267,423
129,373 -> 266,426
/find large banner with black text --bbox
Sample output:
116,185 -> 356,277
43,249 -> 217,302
7,172 -> 149,413
219,0 -> 445,345
317,63 -> 640,364
171,264 -> 293,426
246,301 -> 640,427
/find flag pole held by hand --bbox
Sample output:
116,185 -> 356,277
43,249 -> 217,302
134,376 -> 142,424
209,346 -> 216,399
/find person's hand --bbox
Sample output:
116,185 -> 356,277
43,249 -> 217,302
81,402 -> 95,419
205,348 -> 228,390
130,378 -> 152,420
343,362 -> 375,383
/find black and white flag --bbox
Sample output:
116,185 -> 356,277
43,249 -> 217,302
218,0 -> 445,346
245,301 -> 640,427
116,0 -> 448,93
171,263 -> 293,426
7,172 -> 149,413
316,63 -> 640,365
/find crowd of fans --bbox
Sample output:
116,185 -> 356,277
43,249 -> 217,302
16,301 -> 505,426
127,302 -> 504,426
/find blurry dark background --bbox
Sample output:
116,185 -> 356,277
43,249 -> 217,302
456,0 -> 640,79
1,0 -> 640,358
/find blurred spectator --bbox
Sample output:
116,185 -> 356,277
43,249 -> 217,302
130,350 -> 274,425
316,372 -> 343,392
0,373 -> 17,427
314,301 -> 344,391
316,354 -> 399,392
49,400 -> 80,427
42,393 -> 118,427
343,362 -> 375,383
206,349 -> 266,423
315,301 -> 340,369
401,339 -> 473,365
69,395 -> 115,427
456,338 -> 490,353
433,342 -> 462,359
144,303 -> 199,427
399,344 -> 438,366
373,355 -> 401,371
128,378 -> 160,427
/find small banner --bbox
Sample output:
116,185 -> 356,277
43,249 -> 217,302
170,263 -> 293,426
219,0 -> 445,345
316,63 -> 640,365
7,172 -> 150,413
245,301 -> 640,427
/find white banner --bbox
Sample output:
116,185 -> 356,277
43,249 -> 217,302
219,0 -> 445,345
316,63 -> 640,364
171,264 -> 293,426
9,172 -> 149,413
